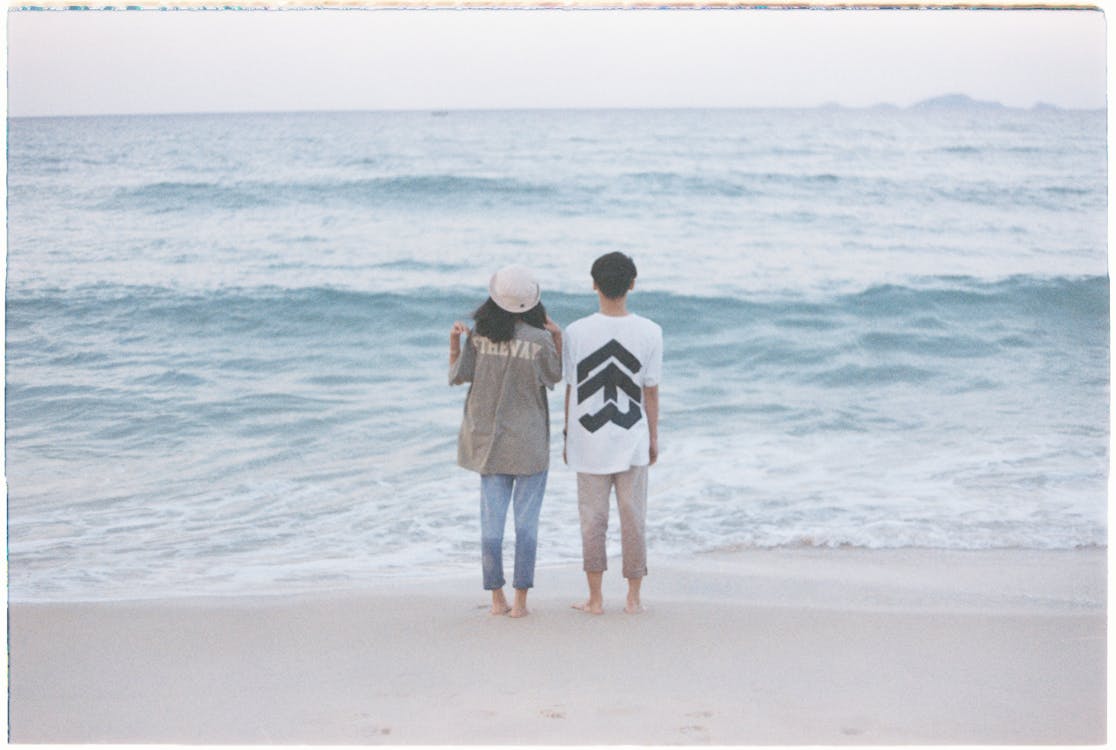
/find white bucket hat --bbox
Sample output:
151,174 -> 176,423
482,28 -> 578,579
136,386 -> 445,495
489,265 -> 541,313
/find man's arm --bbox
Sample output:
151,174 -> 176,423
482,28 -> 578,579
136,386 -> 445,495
563,384 -> 571,465
644,385 -> 659,465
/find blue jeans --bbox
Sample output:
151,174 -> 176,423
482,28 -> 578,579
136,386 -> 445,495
480,470 -> 547,591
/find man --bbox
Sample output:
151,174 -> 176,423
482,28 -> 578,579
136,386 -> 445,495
563,252 -> 662,615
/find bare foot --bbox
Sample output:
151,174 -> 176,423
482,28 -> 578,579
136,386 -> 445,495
572,600 -> 604,615
510,589 -> 529,618
490,590 -> 511,615
625,578 -> 644,614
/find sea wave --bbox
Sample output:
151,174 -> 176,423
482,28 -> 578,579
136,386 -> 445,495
104,174 -> 561,213
71,167 -> 1106,217
8,274 -> 1106,447
9,274 -> 1107,344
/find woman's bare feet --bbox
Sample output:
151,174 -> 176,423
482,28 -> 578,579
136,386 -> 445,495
490,589 -> 511,615
509,589 -> 530,618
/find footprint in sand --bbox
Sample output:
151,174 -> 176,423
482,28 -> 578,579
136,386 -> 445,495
686,710 -> 714,718
359,723 -> 392,738
353,713 -> 392,738
540,708 -> 566,719
679,725 -> 711,744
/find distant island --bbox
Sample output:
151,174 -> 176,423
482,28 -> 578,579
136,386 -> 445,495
911,93 -> 1007,110
825,93 -> 1068,112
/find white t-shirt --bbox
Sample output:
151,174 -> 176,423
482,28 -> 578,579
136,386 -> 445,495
563,312 -> 663,474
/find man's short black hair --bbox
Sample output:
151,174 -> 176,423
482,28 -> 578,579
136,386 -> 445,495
591,252 -> 638,300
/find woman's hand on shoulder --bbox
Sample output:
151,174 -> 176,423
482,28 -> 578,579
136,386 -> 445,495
543,315 -> 563,359
450,322 -> 469,364
451,321 -> 470,340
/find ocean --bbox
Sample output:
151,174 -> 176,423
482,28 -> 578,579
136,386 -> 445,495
6,107 -> 1108,602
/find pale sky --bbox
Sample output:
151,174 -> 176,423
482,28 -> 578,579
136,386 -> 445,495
5,7 -> 1108,117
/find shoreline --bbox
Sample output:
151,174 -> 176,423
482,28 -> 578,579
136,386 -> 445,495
9,547 -> 1106,744
9,545 -> 1105,609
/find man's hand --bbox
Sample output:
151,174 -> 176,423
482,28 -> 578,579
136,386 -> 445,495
644,385 -> 659,466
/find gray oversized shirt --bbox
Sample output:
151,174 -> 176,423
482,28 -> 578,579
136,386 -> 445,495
449,321 -> 562,475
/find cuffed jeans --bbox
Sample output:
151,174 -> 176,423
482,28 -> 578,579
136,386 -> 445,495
480,470 -> 547,591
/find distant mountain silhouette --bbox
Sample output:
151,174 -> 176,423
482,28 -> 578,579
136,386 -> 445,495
910,93 -> 1007,110
809,95 -> 1073,112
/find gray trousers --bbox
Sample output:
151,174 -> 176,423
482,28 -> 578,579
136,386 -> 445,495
576,464 -> 648,579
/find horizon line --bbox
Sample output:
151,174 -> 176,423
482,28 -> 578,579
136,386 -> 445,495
8,101 -> 1107,119
8,2 -> 1108,10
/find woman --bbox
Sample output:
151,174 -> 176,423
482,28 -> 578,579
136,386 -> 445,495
449,265 -> 563,618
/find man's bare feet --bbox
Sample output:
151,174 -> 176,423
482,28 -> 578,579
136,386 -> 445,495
509,605 -> 530,618
625,578 -> 644,614
575,572 -> 605,615
572,600 -> 604,615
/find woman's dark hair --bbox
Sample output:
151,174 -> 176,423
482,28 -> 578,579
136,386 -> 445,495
591,252 -> 638,299
473,298 -> 547,343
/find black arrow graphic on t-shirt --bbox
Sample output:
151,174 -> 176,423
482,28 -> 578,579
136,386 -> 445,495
580,401 -> 642,432
576,339 -> 644,433
577,339 -> 642,383
577,363 -> 643,405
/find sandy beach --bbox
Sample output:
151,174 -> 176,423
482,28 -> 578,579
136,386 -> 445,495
8,547 -> 1106,745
